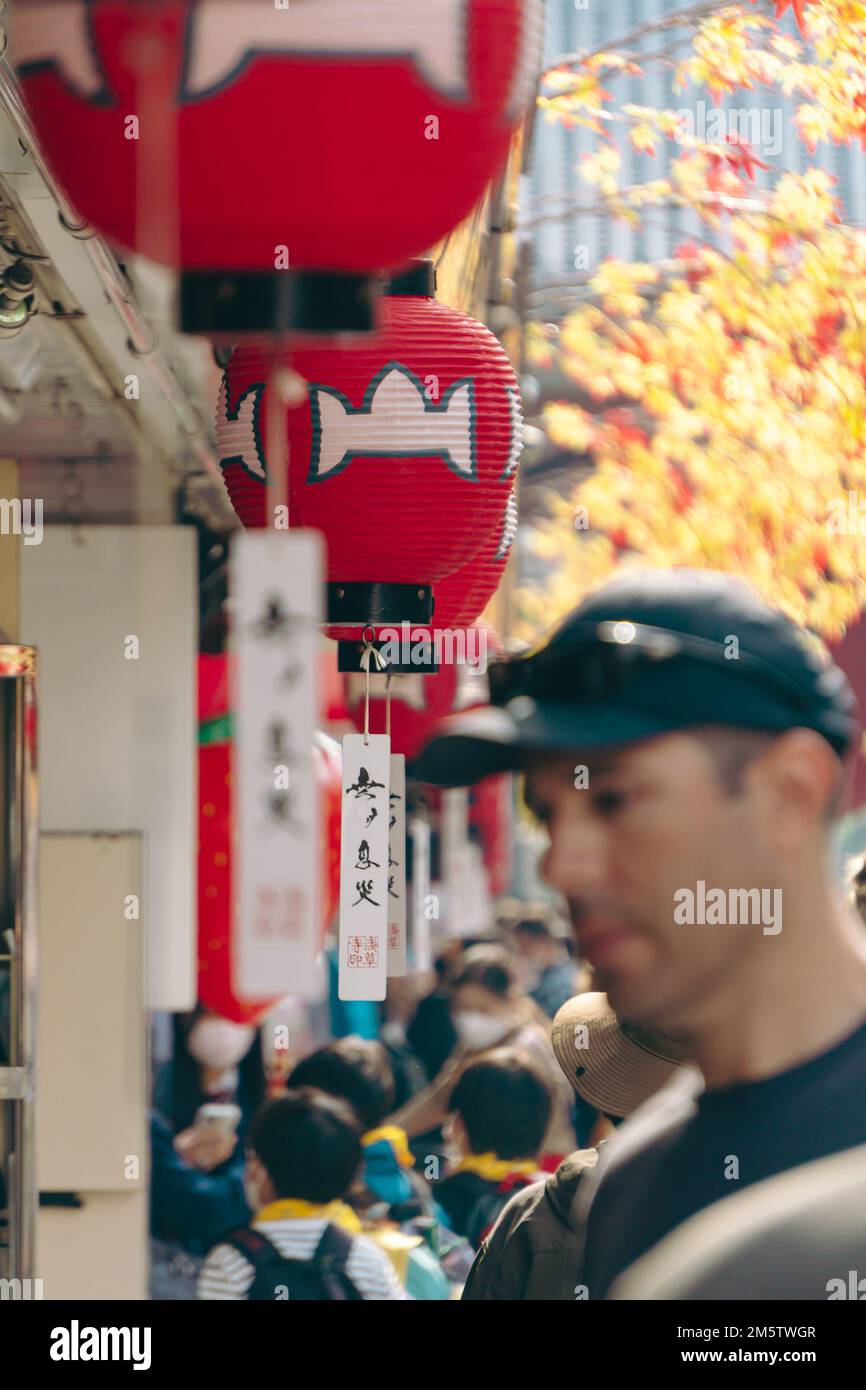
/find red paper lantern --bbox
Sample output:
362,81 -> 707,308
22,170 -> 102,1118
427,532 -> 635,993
433,487 -> 518,629
17,0 -> 543,273
197,656 -> 341,1022
218,291 -> 522,635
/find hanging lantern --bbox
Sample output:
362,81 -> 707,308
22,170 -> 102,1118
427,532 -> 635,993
217,266 -> 523,642
197,656 -> 341,1022
432,486 -> 518,630
17,1 -> 543,332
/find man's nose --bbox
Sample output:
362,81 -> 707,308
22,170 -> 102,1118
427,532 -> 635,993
539,817 -> 608,897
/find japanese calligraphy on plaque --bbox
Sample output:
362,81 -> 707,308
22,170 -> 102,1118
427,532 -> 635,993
231,530 -> 323,1000
339,733 -> 390,1001
386,753 -> 407,977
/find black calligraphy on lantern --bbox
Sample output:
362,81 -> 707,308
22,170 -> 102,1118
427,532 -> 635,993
355,839 -> 380,870
389,789 -> 402,829
346,767 -> 386,800
250,593 -> 302,642
388,875 -> 399,899
264,718 -> 297,766
264,787 -> 303,832
353,879 -> 380,907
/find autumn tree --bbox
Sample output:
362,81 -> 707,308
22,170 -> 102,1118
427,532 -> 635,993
520,0 -> 866,642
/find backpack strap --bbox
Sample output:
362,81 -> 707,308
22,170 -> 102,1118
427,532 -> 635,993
311,1223 -> 363,1299
224,1226 -> 285,1270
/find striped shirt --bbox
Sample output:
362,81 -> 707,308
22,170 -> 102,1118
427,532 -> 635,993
197,1218 -> 408,1300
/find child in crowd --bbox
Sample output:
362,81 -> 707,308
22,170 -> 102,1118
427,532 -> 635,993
197,1089 -> 406,1300
287,1039 -> 458,1298
433,1048 -> 552,1249
288,1038 -> 421,1214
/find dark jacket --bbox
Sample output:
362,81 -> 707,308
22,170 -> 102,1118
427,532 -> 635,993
434,1169 -> 540,1250
461,1148 -> 598,1300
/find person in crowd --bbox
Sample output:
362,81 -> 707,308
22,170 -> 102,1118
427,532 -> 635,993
378,976 -> 430,1108
153,1006 -> 266,1139
391,944 -> 577,1162
433,1048 -> 552,1249
286,1039 -> 453,1298
405,948 -> 461,1081
150,1112 -> 250,1300
287,1038 -> 419,1213
416,567 -> 866,1299
197,1089 -> 406,1300
511,909 -> 578,1018
462,992 -> 688,1300
150,1007 -> 266,1297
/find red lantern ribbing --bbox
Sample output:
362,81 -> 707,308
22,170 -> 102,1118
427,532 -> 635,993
432,487 -> 518,630
17,1 -> 542,310
218,282 -> 523,638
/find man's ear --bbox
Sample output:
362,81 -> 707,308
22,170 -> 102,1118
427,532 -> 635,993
749,729 -> 841,852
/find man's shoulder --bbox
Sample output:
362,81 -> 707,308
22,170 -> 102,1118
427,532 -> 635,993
581,1068 -> 703,1211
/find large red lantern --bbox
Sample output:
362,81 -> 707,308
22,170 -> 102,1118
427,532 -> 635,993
218,280 -> 522,636
433,487 -> 518,629
197,656 -> 341,1023
17,1 -> 543,278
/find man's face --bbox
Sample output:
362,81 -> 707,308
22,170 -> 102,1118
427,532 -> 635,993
524,732 -> 780,1032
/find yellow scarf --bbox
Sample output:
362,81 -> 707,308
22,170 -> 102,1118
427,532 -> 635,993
362,1125 -> 415,1169
255,1197 -> 363,1233
456,1152 -> 540,1183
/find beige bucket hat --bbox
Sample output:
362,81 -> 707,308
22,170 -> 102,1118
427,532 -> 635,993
551,992 -> 690,1119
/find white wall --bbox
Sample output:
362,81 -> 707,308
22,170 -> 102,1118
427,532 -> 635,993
22,525 -> 197,1010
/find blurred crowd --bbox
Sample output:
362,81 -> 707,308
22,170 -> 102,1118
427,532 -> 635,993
149,904 -> 677,1301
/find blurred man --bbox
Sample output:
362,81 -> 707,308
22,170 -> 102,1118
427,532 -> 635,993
416,568 -> 866,1298
511,911 -> 578,1018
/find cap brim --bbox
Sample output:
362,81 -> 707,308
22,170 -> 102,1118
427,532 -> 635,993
413,700 -> 688,787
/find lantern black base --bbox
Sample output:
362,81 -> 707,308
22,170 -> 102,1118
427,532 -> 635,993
337,639 -> 439,675
328,582 -> 433,627
180,269 -> 379,336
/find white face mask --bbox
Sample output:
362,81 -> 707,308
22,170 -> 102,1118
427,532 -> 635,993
453,1009 -> 515,1052
187,1017 -> 255,1071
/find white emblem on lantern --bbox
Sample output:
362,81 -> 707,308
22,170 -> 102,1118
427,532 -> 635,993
16,2 -> 107,100
495,489 -> 519,562
501,385 -> 524,479
184,1 -> 470,102
216,377 -> 267,481
309,364 -> 476,482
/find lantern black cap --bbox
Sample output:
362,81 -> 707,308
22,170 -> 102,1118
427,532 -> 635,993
386,259 -> 436,297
